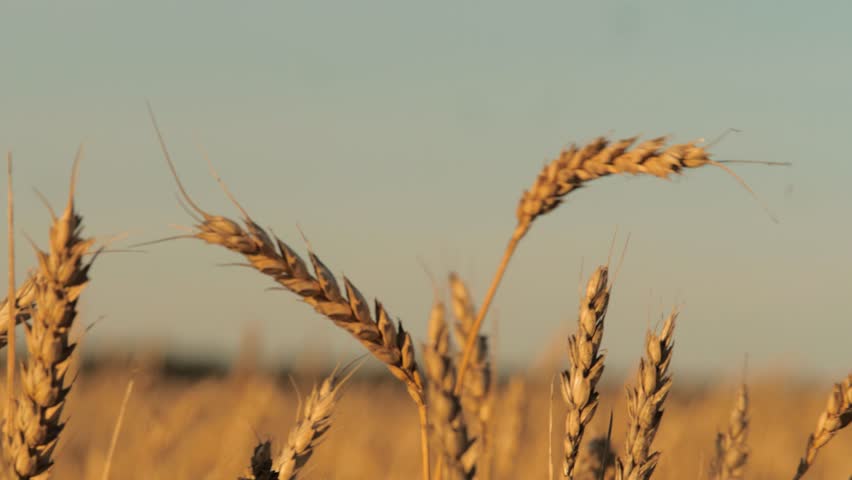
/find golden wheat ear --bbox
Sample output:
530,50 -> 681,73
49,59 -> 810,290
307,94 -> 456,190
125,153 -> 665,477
792,373 -> 852,480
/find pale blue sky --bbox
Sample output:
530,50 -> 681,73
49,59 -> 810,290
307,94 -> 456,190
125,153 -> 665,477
1,1 -> 850,379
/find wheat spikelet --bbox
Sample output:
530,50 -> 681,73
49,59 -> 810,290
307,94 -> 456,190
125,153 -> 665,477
562,266 -> 610,479
792,373 -> 852,480
456,135 -> 736,393
0,279 -> 37,350
448,274 -> 491,469
710,383 -> 749,480
615,310 -> 677,480
2,163 -> 95,478
424,295 -> 475,480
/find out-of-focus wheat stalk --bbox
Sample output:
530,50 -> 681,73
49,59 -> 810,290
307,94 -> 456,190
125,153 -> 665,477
2,154 -> 96,478
615,310 -> 677,480
448,273 -> 491,474
424,295 -> 475,480
562,266 -> 610,479
792,373 -> 852,480
455,135 -> 750,393
147,108 -> 432,480
710,384 -> 749,480
493,377 -> 527,480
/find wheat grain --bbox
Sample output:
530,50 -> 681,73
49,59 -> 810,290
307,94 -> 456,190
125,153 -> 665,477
562,266 -> 610,478
792,373 -> 852,480
615,310 -> 677,480
0,279 -> 37,350
710,383 -> 749,480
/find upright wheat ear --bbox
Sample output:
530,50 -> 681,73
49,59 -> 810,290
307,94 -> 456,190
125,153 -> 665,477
2,153 -> 96,478
710,383 -> 749,480
792,373 -> 852,480
562,266 -> 610,479
616,310 -> 677,480
455,135 -> 772,393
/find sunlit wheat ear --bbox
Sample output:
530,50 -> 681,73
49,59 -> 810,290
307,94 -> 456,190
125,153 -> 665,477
2,154 -> 96,478
562,266 -> 610,479
423,295 -> 475,480
792,373 -> 852,480
615,310 -> 677,480
145,106 -> 434,479
710,383 -> 749,480
448,273 -> 492,466
455,134 -> 774,395
274,364 -> 358,480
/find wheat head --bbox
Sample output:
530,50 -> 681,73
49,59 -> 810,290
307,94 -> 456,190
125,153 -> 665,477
710,383 -> 749,480
562,266 -> 610,478
792,373 -> 852,480
615,310 -> 677,480
2,169 -> 95,478
424,296 -> 475,480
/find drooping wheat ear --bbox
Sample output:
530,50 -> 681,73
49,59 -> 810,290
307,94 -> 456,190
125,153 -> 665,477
449,274 -> 491,462
275,366 -> 355,480
574,436 -> 616,480
456,135 -> 744,393
792,373 -> 852,480
493,376 -> 528,480
710,383 -> 749,480
615,310 -> 677,480
0,278 -> 37,350
424,295 -> 475,480
562,266 -> 611,479
2,158 -> 96,478
146,108 -> 431,480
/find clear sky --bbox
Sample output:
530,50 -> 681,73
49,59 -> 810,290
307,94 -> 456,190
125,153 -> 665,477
1,1 -> 850,380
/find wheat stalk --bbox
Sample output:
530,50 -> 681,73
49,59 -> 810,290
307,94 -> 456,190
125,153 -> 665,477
146,108 -> 431,480
493,376 -> 527,480
615,310 -> 677,480
448,273 -> 491,473
710,383 -> 749,480
792,373 -> 852,480
455,135 -> 754,393
2,157 -> 95,478
424,295 -> 475,480
562,266 -> 610,478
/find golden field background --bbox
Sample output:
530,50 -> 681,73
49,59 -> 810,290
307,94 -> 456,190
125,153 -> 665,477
7,357 -> 846,480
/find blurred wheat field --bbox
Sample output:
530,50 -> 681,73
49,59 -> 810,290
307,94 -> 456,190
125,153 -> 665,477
5,365 -> 845,480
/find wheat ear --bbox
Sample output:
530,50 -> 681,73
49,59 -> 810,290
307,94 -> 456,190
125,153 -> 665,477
424,295 -> 475,480
792,373 -> 852,480
239,441 -> 278,480
615,310 -> 677,480
2,155 -> 96,478
146,108 -> 432,480
493,376 -> 528,480
456,135 -> 744,393
448,273 -> 492,471
562,266 -> 610,478
710,383 -> 749,480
